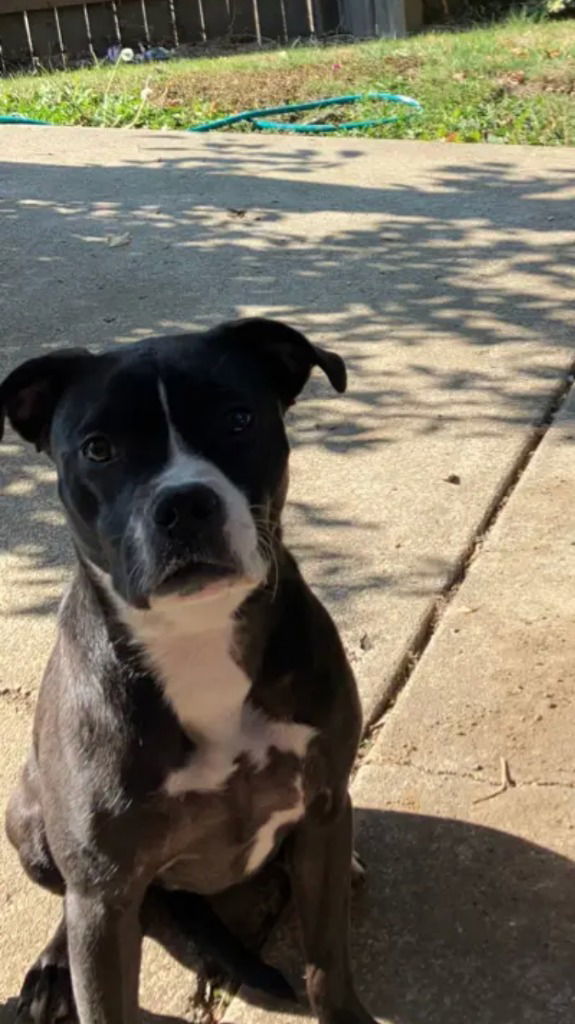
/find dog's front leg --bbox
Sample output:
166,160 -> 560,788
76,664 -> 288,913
289,794 -> 376,1024
65,890 -> 142,1024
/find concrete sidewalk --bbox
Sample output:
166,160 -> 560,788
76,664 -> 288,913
1,130 -> 574,1024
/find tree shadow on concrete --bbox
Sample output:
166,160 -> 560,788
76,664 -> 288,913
1,137 -> 574,621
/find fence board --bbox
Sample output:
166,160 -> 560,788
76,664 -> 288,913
227,0 -> 256,38
28,6 -> 61,60
174,0 -> 204,44
338,0 -> 372,34
0,11 -> 29,61
201,0 -> 229,37
373,0 -> 406,35
1,0 -> 111,12
115,0 -> 147,46
144,0 -> 176,45
283,0 -> 309,36
58,4 -> 91,56
86,2 -> 118,53
313,0 -> 339,32
256,0 -> 285,41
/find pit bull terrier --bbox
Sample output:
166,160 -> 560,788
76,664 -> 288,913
1,319 -> 375,1024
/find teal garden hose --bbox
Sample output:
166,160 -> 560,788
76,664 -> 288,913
0,114 -> 51,124
188,92 -> 421,133
2,91 -> 421,133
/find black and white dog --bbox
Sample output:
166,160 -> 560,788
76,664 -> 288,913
2,319 -> 375,1024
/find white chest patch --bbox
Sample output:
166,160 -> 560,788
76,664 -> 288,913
245,779 -> 306,873
122,587 -> 315,801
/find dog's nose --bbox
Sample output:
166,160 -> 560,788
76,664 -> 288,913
154,484 -> 224,534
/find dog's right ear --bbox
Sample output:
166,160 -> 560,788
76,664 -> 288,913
0,348 -> 93,451
220,318 -> 347,408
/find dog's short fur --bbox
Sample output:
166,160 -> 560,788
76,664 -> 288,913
1,319 -> 376,1024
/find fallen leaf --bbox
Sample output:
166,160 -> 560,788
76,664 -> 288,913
107,232 -> 132,248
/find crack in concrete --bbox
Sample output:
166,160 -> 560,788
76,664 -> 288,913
364,757 -> 575,792
360,363 -> 575,752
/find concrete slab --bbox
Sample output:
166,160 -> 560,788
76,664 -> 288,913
2,130 -> 575,1019
367,384 -> 575,789
1,130 -> 575,717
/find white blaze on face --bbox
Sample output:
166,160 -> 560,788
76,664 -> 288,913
157,379 -> 265,583
126,379 -> 266,590
156,447 -> 264,582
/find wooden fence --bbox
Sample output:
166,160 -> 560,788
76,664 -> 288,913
0,0 -> 349,70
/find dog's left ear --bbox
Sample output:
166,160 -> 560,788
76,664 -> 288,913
222,318 -> 347,407
0,348 -> 93,451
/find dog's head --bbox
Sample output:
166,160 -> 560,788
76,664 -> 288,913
0,320 -> 346,610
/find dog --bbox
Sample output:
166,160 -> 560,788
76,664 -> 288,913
1,318 -> 376,1024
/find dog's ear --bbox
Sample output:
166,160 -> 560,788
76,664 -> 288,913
222,318 -> 346,407
0,348 -> 93,451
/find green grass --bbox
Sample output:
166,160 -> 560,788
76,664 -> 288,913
1,16 -> 574,144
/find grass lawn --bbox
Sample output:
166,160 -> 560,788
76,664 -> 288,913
1,16 -> 574,145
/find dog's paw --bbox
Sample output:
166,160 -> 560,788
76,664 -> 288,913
16,958 -> 77,1024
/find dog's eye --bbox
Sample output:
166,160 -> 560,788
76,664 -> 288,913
227,408 -> 253,434
81,436 -> 114,463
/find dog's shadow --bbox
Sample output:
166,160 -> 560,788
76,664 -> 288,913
1,809 -> 574,1024
347,808 -> 575,1023
220,808 -> 575,1024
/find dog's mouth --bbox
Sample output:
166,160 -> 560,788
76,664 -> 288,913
154,557 -> 237,597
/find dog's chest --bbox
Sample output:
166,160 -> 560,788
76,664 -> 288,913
128,596 -> 314,880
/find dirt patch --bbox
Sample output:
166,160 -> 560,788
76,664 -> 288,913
495,70 -> 527,91
382,53 -> 423,79
150,52 -> 423,114
530,69 -> 575,95
494,66 -> 575,97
